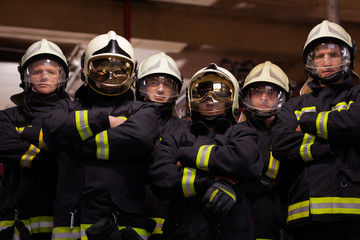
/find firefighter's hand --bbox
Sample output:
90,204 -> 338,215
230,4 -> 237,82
202,180 -> 237,223
109,116 -> 126,128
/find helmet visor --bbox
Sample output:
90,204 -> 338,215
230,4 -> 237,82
305,42 -> 351,79
190,74 -> 234,115
243,83 -> 286,116
139,74 -> 179,103
23,59 -> 67,92
88,57 -> 133,94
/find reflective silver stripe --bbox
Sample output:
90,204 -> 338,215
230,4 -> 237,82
265,152 -> 279,180
294,107 -> 316,120
96,130 -> 109,160
316,111 -> 329,140
75,110 -> 93,140
52,226 -> 81,240
196,145 -> 214,171
21,144 -> 40,167
182,167 -> 196,197
300,133 -> 315,162
287,197 -> 360,223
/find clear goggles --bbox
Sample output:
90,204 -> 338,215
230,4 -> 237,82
88,57 -> 133,86
305,42 -> 351,76
139,75 -> 179,102
190,74 -> 234,114
23,59 -> 67,87
243,84 -> 286,116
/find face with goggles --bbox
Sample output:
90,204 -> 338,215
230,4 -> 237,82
88,57 -> 133,95
190,74 -> 234,116
23,59 -> 66,95
243,83 -> 286,116
139,75 -> 178,103
306,42 -> 351,80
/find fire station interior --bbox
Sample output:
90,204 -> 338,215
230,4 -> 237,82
0,0 -> 360,111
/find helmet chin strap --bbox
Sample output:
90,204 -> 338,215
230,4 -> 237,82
314,71 -> 343,85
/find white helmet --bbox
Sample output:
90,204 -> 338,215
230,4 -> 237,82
242,61 -> 289,117
19,39 -> 69,92
302,20 -> 355,83
136,52 -> 182,103
188,63 -> 240,121
82,31 -> 136,96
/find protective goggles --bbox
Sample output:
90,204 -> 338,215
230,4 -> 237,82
190,74 -> 234,103
88,57 -> 133,85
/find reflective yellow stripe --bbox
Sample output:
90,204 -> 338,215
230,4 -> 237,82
316,111 -> 330,140
219,187 -> 236,201
52,226 -> 81,240
196,145 -> 214,171
265,151 -> 279,180
151,218 -> 164,235
16,126 -> 25,133
75,110 -> 93,140
332,101 -> 353,111
299,133 -> 315,162
117,116 -> 128,121
287,197 -> 360,223
24,216 -> 53,234
0,220 -> 14,231
182,167 -> 197,197
287,200 -> 310,223
21,144 -> 40,167
294,106 -> 316,120
53,224 -> 150,240
95,130 -> 109,160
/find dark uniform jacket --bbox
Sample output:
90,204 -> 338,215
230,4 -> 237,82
240,112 -> 288,240
149,118 -> 263,240
42,94 -> 160,240
0,91 -> 60,238
271,76 -> 360,230
144,105 -> 191,240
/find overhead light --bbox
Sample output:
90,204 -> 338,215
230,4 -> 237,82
149,0 -> 217,7
235,2 -> 256,9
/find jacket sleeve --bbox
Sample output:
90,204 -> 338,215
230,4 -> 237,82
178,124 -> 263,182
299,86 -> 360,144
271,100 -> 333,163
0,110 -> 54,168
74,104 -> 160,161
42,99 -> 110,152
148,133 -> 215,201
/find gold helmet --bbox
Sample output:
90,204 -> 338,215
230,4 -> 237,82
82,31 -> 136,96
188,63 -> 239,121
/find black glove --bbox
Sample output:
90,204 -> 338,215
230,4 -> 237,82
202,180 -> 237,223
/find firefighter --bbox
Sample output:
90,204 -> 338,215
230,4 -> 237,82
135,52 -> 191,239
149,63 -> 263,240
42,31 -> 160,240
239,61 -> 290,240
0,39 -> 69,240
271,20 -> 360,240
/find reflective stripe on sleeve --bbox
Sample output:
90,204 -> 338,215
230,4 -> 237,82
52,226 -> 81,240
287,197 -> 360,223
299,133 -> 315,162
316,111 -> 330,140
95,130 -> 109,160
75,110 -> 93,140
151,217 -> 164,235
182,167 -> 197,198
294,106 -> 316,120
196,145 -> 214,171
265,151 -> 280,180
21,144 -> 40,167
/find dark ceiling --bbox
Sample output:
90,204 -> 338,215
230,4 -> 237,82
1,0 -> 360,94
